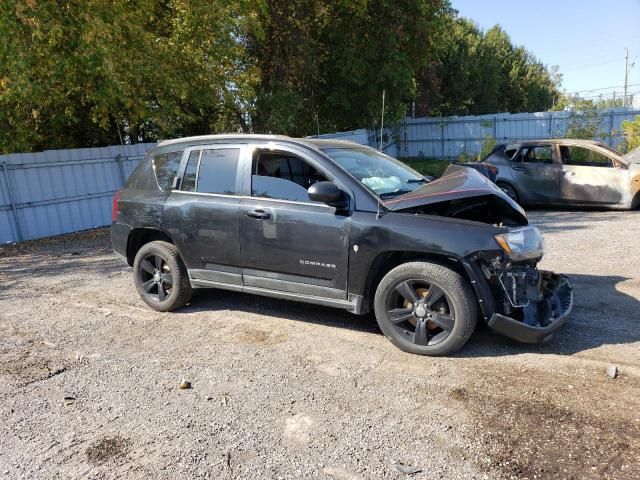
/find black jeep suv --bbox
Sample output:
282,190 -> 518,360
111,135 -> 573,356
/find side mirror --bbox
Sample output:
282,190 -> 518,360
308,181 -> 347,207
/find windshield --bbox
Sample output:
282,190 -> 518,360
321,146 -> 427,198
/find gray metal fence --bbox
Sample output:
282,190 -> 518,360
2,107 -> 639,244
0,143 -> 155,244
314,108 -> 640,160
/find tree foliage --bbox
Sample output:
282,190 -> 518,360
247,0 -> 452,136
620,115 -> 640,153
0,0 -> 257,152
0,1 -> 562,153
423,18 -> 560,116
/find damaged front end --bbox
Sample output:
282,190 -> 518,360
387,164 -> 573,343
473,252 -> 573,343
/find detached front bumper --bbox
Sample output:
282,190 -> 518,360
488,272 -> 573,343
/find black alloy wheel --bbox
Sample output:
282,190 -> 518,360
386,279 -> 455,347
138,252 -> 174,303
133,240 -> 192,312
373,262 -> 477,356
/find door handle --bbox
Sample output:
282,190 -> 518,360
512,166 -> 525,172
246,209 -> 271,220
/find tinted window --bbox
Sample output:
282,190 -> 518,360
125,156 -> 159,190
153,150 -> 183,190
561,146 -> 613,167
197,148 -> 240,194
182,150 -> 200,192
520,146 -> 553,164
251,151 -> 328,202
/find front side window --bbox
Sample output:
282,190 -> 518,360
181,148 -> 241,194
251,151 -> 328,202
519,146 -> 553,164
153,150 -> 184,191
320,145 -> 426,198
561,146 -> 613,167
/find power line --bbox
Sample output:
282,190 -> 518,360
560,55 -> 640,73
568,83 -> 640,94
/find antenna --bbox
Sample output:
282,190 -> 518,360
376,90 -> 385,219
379,90 -> 385,151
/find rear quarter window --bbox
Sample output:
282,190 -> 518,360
125,156 -> 160,191
504,148 -> 517,159
153,150 -> 184,191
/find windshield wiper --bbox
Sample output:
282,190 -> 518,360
407,178 -> 427,184
378,189 -> 413,199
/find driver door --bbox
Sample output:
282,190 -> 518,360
239,144 -> 351,299
558,145 -> 628,205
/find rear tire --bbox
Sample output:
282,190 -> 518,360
373,262 -> 477,356
497,182 -> 519,203
133,241 -> 192,312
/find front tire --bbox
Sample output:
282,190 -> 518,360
373,262 -> 477,356
133,241 -> 192,312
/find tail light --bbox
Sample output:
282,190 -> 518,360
112,191 -> 121,222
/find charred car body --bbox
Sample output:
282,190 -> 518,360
111,135 -> 573,356
479,139 -> 640,209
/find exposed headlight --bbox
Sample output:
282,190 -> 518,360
494,226 -> 544,260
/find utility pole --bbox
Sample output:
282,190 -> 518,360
623,48 -> 628,107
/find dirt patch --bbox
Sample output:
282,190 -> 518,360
86,436 -> 132,465
234,325 -> 286,345
450,375 -> 640,479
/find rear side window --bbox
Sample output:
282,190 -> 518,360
197,149 -> 240,194
181,150 -> 200,192
520,146 -> 553,164
181,148 -> 241,195
153,151 -> 183,191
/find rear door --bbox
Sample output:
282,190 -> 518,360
163,144 -> 245,286
558,145 -> 629,205
510,144 -> 562,203
238,143 -> 351,299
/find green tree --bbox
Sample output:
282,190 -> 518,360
247,0 -> 452,136
0,0 -> 257,153
620,115 -> 640,153
424,19 -> 560,116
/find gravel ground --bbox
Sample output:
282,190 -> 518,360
1,210 -> 639,479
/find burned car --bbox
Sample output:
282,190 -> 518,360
111,135 -> 573,356
479,139 -> 640,208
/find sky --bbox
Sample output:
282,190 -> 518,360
451,0 -> 640,101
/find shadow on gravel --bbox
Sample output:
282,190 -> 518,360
462,273 -> 640,357
179,289 -> 382,335
176,272 -> 639,357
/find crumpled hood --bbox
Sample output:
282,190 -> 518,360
383,164 -> 528,224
